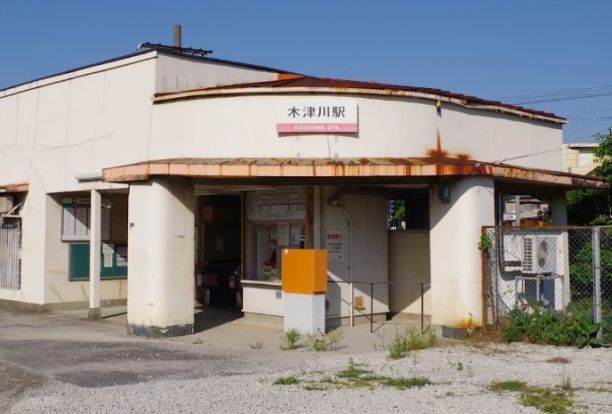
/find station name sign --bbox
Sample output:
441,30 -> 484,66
277,100 -> 358,133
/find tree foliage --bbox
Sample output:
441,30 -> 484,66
567,128 -> 612,225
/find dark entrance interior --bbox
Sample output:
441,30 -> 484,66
195,194 -> 242,309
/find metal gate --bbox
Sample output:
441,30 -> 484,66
0,216 -> 22,290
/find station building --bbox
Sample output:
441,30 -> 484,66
0,44 -> 603,336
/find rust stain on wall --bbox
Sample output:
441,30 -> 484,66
425,129 -> 473,162
426,130 -> 449,158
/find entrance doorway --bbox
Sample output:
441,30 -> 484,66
195,195 -> 242,309
387,191 -> 431,323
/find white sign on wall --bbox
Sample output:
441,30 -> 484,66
277,100 -> 358,133
326,230 -> 345,262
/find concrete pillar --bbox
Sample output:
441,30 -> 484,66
284,293 -> 326,333
429,177 -> 495,330
88,190 -> 102,320
127,177 -> 195,337
551,192 -> 570,309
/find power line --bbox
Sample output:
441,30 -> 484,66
491,147 -> 563,164
567,105 -> 612,117
497,84 -> 612,105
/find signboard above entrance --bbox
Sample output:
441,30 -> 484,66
277,100 -> 358,133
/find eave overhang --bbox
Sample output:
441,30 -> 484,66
101,158 -> 605,189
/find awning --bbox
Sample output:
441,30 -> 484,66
101,157 -> 606,189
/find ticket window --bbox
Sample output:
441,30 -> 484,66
250,222 -> 305,280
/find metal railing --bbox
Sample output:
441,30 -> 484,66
328,280 -> 429,333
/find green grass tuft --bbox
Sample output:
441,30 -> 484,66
277,359 -> 433,392
387,327 -> 437,359
488,380 -> 580,413
381,376 -> 431,390
280,329 -> 301,350
305,329 -> 344,352
488,380 -> 529,393
273,375 -> 299,385
519,387 -> 576,414
336,358 -> 372,379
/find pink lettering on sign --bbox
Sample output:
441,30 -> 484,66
277,123 -> 358,133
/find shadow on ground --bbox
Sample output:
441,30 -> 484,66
193,306 -> 243,333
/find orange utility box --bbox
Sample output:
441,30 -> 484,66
281,249 -> 328,294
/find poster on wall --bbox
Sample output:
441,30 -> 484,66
247,187 -> 306,221
277,223 -> 289,247
289,224 -> 302,246
116,246 -> 128,267
102,243 -> 114,268
325,230 -> 345,262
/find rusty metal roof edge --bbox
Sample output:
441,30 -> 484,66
153,80 -> 565,124
101,158 -> 605,188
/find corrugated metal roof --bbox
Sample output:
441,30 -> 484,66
154,75 -> 565,122
101,157 -> 604,189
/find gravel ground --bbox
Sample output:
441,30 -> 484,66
1,307 -> 611,413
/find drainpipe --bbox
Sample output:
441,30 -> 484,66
328,197 -> 353,326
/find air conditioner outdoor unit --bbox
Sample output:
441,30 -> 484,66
522,235 -> 558,274
0,195 -> 14,214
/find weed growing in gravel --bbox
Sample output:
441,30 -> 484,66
302,382 -> 331,391
547,356 -> 571,364
249,341 -> 264,349
488,380 -> 580,413
336,359 -> 372,379
449,360 -> 464,371
519,387 -> 576,414
387,327 -> 437,359
380,376 -> 431,390
273,375 -> 299,385
280,329 -> 301,350
305,329 -> 344,352
192,338 -> 204,345
488,380 -> 529,393
560,367 -> 572,392
272,359 -> 432,392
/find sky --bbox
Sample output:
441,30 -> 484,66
1,1 -> 612,143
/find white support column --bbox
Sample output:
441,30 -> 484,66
551,192 -> 570,309
88,190 -> 102,320
429,177 -> 495,331
127,177 -> 195,337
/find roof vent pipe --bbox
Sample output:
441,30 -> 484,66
173,24 -> 182,47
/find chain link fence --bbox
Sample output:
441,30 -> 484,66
482,225 -> 612,343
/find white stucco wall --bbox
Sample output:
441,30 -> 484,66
0,52 -> 280,306
155,54 -> 278,93
0,56 -> 157,306
150,94 -> 563,171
